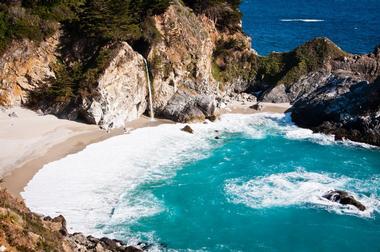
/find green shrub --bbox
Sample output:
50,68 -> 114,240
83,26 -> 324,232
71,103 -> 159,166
183,0 -> 242,31
256,38 -> 347,87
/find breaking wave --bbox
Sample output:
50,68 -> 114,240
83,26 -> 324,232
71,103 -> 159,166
225,170 -> 380,218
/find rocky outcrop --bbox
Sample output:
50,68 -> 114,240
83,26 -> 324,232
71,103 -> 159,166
81,42 -> 148,129
148,3 -> 218,122
258,40 -> 380,105
0,188 -> 143,251
291,74 -> 380,146
0,32 -> 60,106
322,190 -> 366,211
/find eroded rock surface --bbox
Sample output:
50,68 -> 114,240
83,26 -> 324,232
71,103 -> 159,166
81,42 -> 148,129
148,3 -> 218,122
0,32 -> 60,106
291,74 -> 380,146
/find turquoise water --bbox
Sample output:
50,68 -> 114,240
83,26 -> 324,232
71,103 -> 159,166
108,115 -> 380,251
240,0 -> 380,55
23,114 -> 380,251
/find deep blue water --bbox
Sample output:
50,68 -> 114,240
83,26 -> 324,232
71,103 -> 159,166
240,0 -> 380,55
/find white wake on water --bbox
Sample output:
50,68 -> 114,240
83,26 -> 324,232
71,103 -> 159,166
280,19 -> 325,22
225,170 -> 380,218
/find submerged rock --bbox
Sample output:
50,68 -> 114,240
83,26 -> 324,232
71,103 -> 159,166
322,190 -> 366,211
181,125 -> 194,134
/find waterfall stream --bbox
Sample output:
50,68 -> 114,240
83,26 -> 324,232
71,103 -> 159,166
143,58 -> 155,121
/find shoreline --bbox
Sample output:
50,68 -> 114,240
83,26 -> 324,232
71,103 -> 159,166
1,102 -> 290,198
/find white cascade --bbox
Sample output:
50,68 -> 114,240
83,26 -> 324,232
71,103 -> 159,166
143,58 -> 155,121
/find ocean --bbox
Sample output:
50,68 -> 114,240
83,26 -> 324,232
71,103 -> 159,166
21,1 -> 380,251
240,0 -> 380,55
23,114 -> 380,251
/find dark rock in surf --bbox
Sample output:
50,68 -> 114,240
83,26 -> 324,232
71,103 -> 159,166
322,190 -> 366,211
181,125 -> 194,134
250,103 -> 264,111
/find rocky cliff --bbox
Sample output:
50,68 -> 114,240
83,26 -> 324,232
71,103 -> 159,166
0,32 -> 60,107
147,3 -> 218,121
252,39 -> 380,146
258,39 -> 379,104
148,2 -> 256,121
0,188 -> 143,251
0,1 -> 256,126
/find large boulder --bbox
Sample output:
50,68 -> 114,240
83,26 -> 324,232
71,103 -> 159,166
82,42 -> 148,129
260,84 -> 290,103
161,89 -> 216,122
322,190 -> 366,211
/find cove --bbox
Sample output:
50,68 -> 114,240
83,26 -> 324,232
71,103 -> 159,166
23,114 -> 380,251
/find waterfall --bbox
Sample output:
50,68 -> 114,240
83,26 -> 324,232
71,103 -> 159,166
143,58 -> 155,121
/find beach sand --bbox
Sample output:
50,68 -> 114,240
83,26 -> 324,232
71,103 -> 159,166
1,102 -> 290,198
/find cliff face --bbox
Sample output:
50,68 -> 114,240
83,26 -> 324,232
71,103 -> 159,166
81,42 -> 148,129
0,32 -> 60,107
148,2 -> 256,121
147,4 -> 217,121
0,1 -> 378,146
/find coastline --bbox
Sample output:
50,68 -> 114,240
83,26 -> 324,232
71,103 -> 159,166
1,102 -> 290,198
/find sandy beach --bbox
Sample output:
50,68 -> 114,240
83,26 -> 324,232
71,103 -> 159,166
1,102 -> 290,198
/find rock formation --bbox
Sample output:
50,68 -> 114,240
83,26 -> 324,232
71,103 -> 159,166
0,32 -> 60,106
81,42 -> 148,129
181,125 -> 194,134
322,190 -> 366,211
147,3 -> 218,122
291,74 -> 380,146
252,38 -> 380,146
0,188 -> 143,251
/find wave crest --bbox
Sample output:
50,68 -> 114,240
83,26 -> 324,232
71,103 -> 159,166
225,171 -> 380,218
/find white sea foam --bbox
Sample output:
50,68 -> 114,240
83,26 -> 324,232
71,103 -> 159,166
22,122 -> 214,236
280,19 -> 325,22
22,112 -> 379,240
225,171 -> 380,218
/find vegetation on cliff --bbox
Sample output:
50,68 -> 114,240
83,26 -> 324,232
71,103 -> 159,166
183,0 -> 242,31
0,188 -> 66,251
256,38 -> 347,87
212,37 -> 258,88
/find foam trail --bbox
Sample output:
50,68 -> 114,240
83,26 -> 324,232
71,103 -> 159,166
225,171 -> 380,218
280,19 -> 325,22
